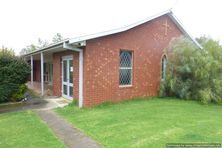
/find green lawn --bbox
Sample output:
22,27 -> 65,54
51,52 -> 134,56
56,98 -> 222,148
0,111 -> 65,148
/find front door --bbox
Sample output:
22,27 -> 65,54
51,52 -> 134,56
62,56 -> 73,100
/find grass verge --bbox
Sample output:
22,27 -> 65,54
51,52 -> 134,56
0,111 -> 65,148
55,97 -> 222,148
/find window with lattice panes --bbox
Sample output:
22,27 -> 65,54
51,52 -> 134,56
161,55 -> 167,80
119,50 -> 133,86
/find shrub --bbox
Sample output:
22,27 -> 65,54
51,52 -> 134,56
11,84 -> 28,102
160,37 -> 222,104
0,47 -> 30,102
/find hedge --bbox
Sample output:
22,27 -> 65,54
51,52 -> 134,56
0,48 -> 30,102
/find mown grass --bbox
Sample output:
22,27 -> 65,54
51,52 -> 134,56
0,111 -> 65,148
56,97 -> 222,148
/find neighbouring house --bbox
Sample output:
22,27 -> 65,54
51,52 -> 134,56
23,10 -> 200,108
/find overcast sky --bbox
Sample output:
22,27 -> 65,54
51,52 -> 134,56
0,0 -> 221,54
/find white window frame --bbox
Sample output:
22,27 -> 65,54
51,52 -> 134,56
119,50 -> 133,87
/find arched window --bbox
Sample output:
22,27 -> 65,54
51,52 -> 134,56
119,50 -> 132,86
161,55 -> 167,80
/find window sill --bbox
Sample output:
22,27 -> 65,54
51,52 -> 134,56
119,85 -> 133,88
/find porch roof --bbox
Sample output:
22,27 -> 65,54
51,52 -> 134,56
22,39 -> 68,57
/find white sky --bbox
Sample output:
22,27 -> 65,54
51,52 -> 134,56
0,0 -> 221,54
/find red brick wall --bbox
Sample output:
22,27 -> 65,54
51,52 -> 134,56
53,50 -> 79,99
83,15 -> 183,107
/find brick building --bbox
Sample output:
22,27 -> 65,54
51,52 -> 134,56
24,10 -> 200,107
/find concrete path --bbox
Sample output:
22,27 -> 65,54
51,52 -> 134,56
37,110 -> 102,148
1,97 -> 101,148
0,97 -> 69,113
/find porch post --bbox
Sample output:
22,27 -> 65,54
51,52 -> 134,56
30,55 -> 33,87
79,50 -> 83,108
40,52 -> 44,96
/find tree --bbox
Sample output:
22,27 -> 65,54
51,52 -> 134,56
0,46 -> 15,56
160,36 -> 222,104
37,38 -> 49,48
19,44 -> 38,55
0,47 -> 30,102
52,33 -> 63,43
19,40 -> 48,55
20,33 -> 64,55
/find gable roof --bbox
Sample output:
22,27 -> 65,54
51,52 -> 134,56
68,9 -> 201,48
23,9 -> 201,56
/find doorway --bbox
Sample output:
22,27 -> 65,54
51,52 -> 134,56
62,56 -> 73,100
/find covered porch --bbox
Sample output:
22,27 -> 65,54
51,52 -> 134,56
27,81 -> 53,96
26,51 -> 54,96
24,41 -> 84,107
